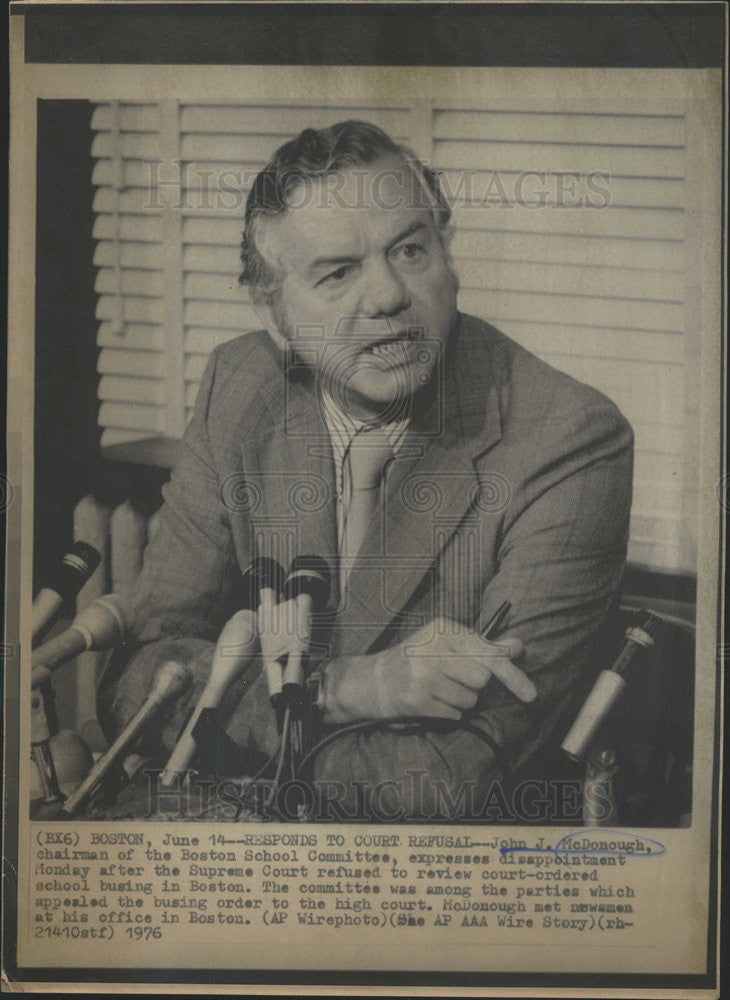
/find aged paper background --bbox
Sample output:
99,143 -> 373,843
4,5 -> 725,996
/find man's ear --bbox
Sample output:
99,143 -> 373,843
252,294 -> 288,352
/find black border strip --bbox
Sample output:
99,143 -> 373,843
4,968 -> 719,988
19,2 -> 727,68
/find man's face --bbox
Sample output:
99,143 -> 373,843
258,154 -> 458,420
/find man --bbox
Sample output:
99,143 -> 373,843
99,120 -> 633,820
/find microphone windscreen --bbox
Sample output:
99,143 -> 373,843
32,542 -> 104,645
232,562 -> 260,613
31,594 -> 127,686
75,594 -> 127,647
250,556 -> 285,597
149,660 -> 193,704
284,555 -> 331,608
44,542 -> 101,601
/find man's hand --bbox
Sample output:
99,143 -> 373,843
323,617 -> 536,724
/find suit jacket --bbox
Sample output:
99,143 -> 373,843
99,313 -> 634,819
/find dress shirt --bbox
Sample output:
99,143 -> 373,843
318,390 -> 410,550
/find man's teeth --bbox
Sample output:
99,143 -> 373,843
367,340 -> 407,356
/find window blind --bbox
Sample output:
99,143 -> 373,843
90,98 -> 700,574
431,105 -> 694,574
91,101 -> 411,441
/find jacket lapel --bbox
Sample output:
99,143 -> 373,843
332,316 -> 504,656
237,360 -> 340,611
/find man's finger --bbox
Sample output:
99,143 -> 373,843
441,656 -> 494,691
477,634 -> 525,662
484,656 -> 536,702
432,675 -> 480,712
499,636 -> 525,661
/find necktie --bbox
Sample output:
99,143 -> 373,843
340,426 -> 394,595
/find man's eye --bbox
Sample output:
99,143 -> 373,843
320,265 -> 353,285
395,242 -> 426,262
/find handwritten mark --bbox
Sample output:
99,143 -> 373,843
500,828 -> 666,859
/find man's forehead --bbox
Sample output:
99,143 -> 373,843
298,153 -> 422,204
262,157 -> 436,268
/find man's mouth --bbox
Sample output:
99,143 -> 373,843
362,328 -> 423,355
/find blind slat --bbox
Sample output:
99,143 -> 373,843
184,355 -> 209,382
182,217 -> 243,246
432,110 -> 685,147
438,169 -> 684,210
630,512 -> 684,546
182,244 -> 241,273
631,424 -> 683,456
91,102 -> 161,132
538,356 -> 683,402
183,272 -> 242,303
95,268 -> 164,297
101,428 -> 159,447
93,214 -> 163,243
184,324 -> 260,357
98,401 -> 164,432
97,322 -> 164,351
96,294 -> 164,324
184,300 -> 258,331
97,349 -> 165,377
180,105 -> 410,135
433,140 -> 684,178
453,259 -> 681,302
451,206 -> 683,241
632,478 -> 683,516
458,290 -> 684,333
91,131 -> 160,160
451,230 -> 684,271
93,188 -> 163,216
98,375 -> 167,404
94,241 -> 161,270
503,324 -> 684,364
628,540 -> 687,574
92,159 -> 160,189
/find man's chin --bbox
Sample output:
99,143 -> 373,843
340,372 -> 431,421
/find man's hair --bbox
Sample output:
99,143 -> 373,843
239,119 -> 453,304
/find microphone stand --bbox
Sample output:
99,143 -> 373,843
30,689 -> 64,804
280,556 -> 331,814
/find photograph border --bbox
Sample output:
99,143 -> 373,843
3,2 -> 726,994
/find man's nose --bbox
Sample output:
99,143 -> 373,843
359,258 -> 411,317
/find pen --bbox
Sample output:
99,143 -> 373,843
481,600 -> 512,640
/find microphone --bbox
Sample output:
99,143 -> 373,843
61,660 -> 192,816
280,555 -> 330,776
160,565 -> 260,785
281,556 -> 331,697
31,594 -> 126,689
251,557 -> 287,713
32,542 -> 102,646
561,612 -> 660,762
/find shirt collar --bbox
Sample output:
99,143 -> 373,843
320,391 -> 410,497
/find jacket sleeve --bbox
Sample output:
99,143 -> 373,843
97,347 -> 263,759
309,395 -> 634,821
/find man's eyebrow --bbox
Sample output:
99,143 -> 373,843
307,221 -> 430,276
307,253 -> 361,275
386,220 -> 429,249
